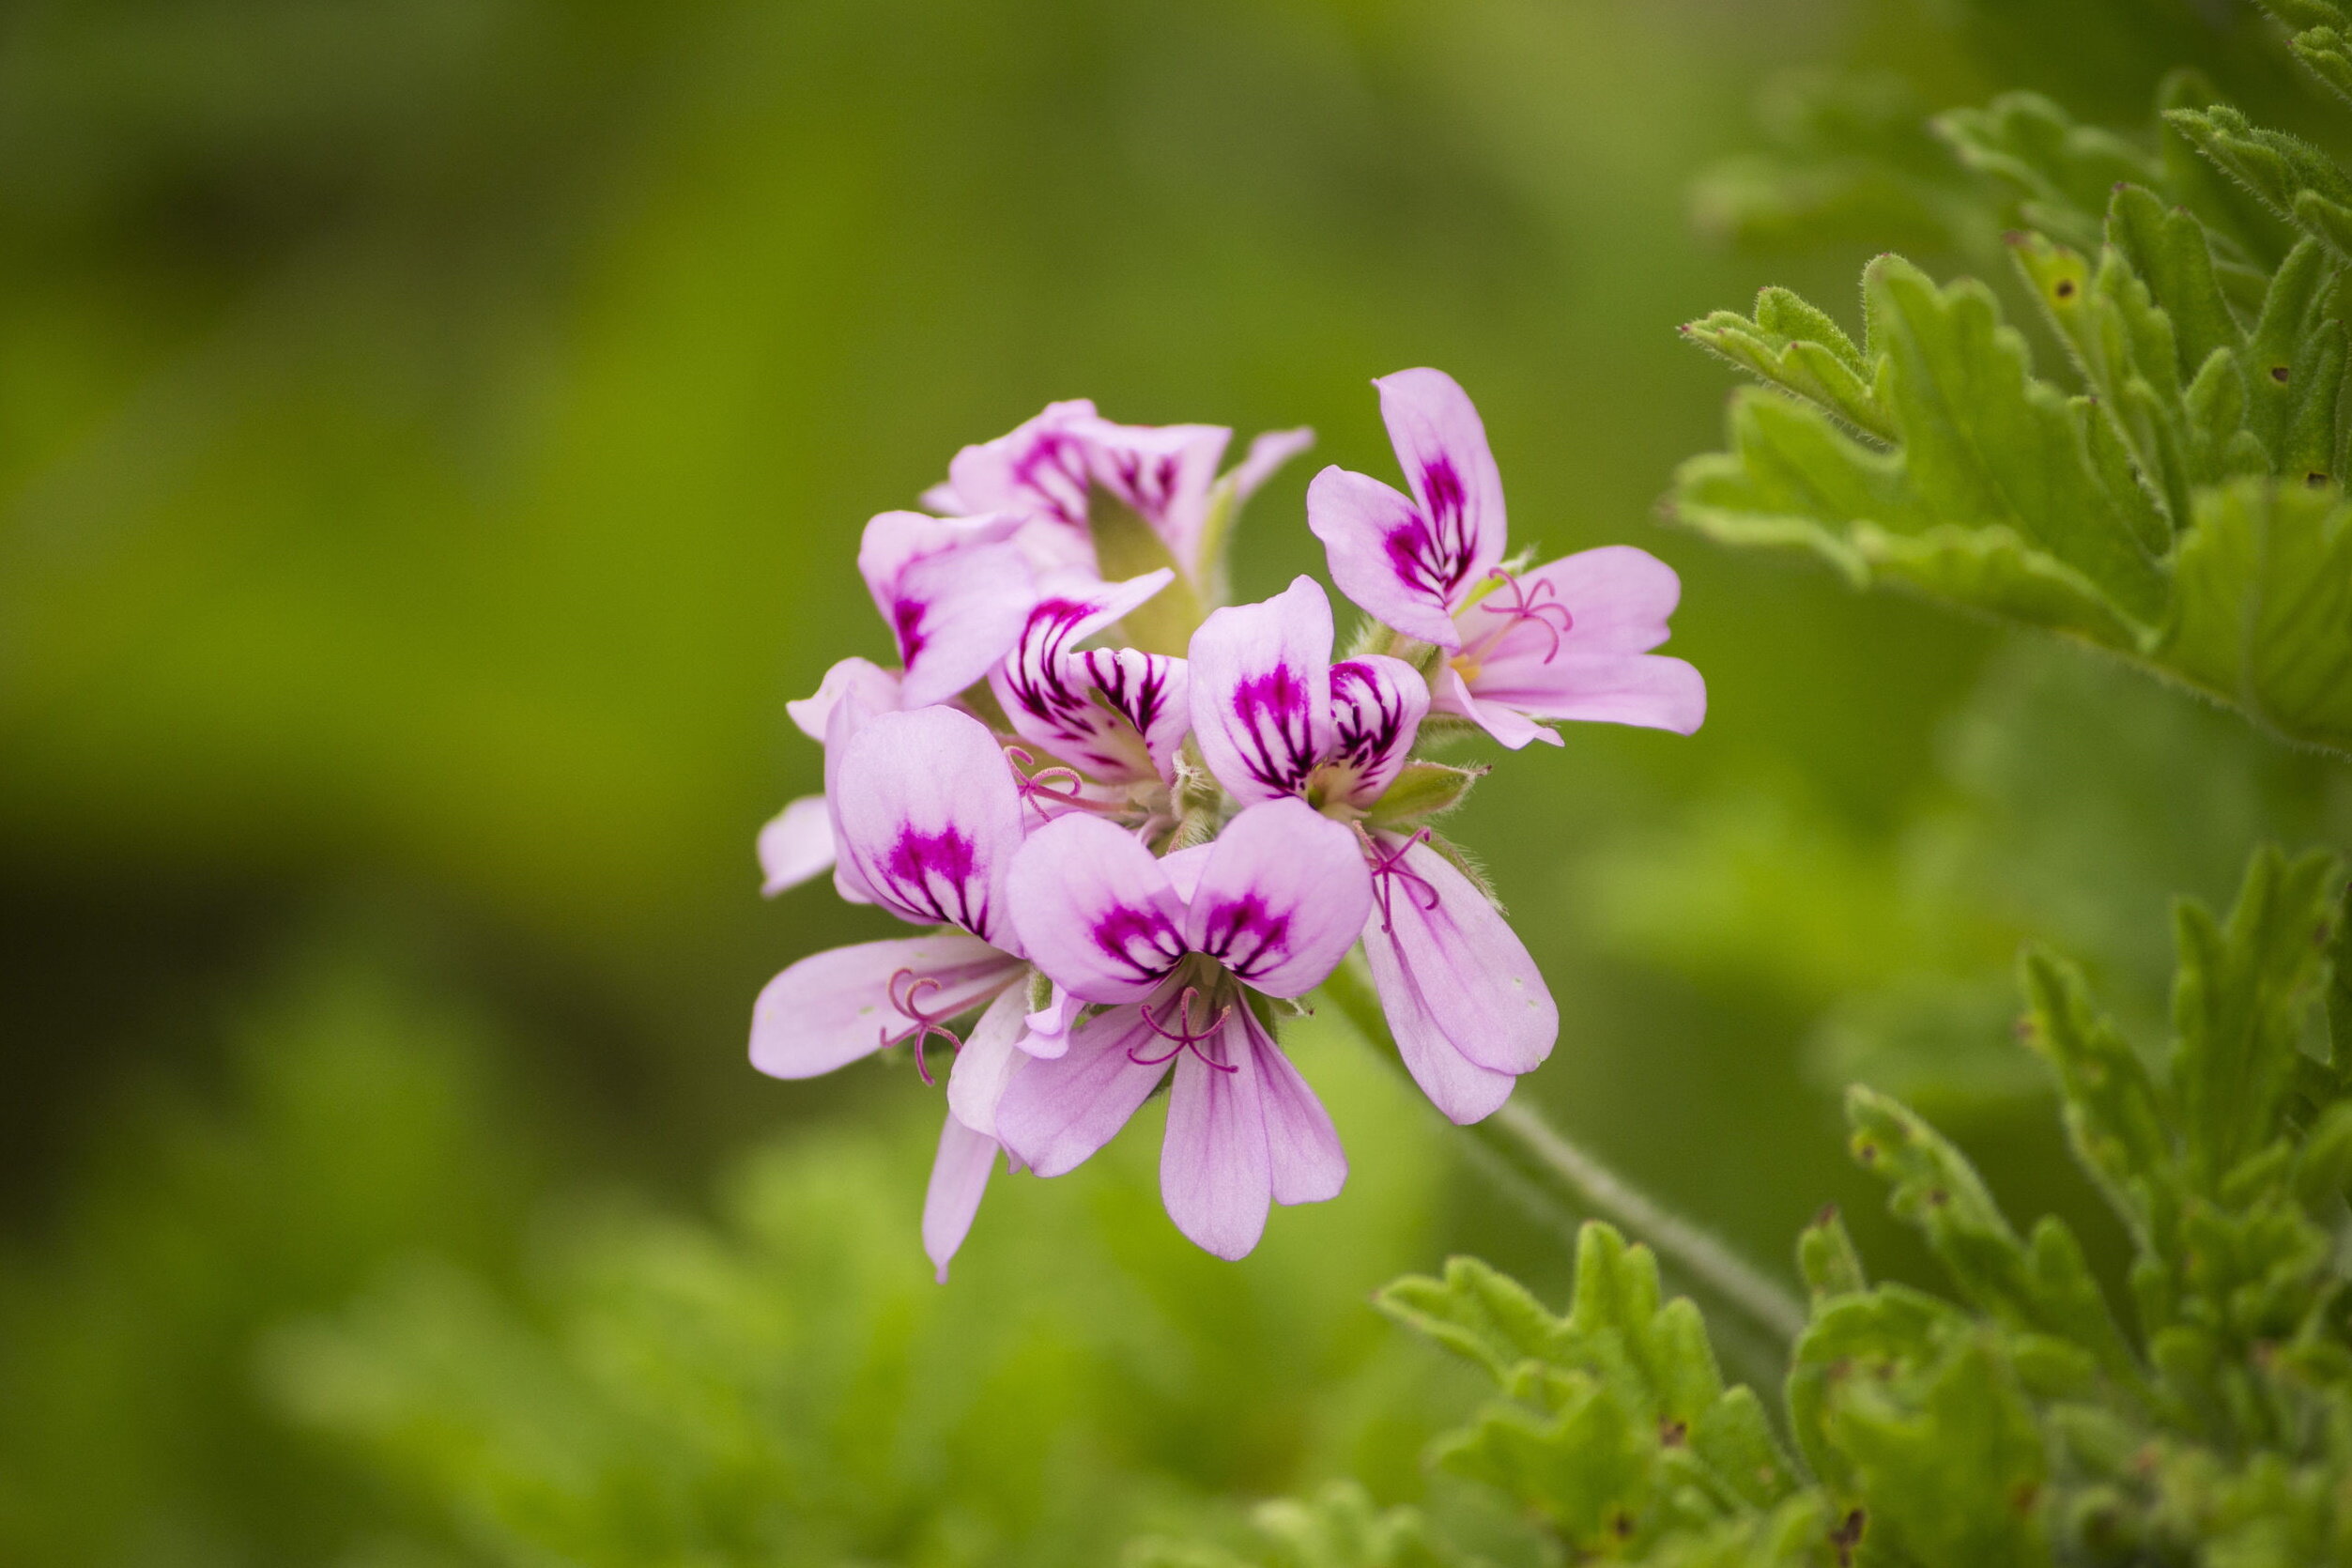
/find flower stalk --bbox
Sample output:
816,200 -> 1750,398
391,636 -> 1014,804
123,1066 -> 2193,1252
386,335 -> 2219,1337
1315,953 -> 1808,1346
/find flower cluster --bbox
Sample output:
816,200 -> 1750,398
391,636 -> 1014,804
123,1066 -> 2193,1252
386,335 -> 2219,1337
751,371 -> 1704,1277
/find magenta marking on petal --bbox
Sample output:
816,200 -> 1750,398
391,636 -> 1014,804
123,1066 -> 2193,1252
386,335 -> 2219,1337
1088,904 -> 1188,987
1098,448 -> 1186,523
1077,649 -> 1175,750
1012,430 -> 1091,527
1192,892 -> 1294,981
885,968 -> 966,1085
1378,457 -> 1479,607
877,825 -> 990,933
1422,457 -> 1467,537
1228,665 -> 1319,795
1001,599 -> 1104,737
1330,664 -> 1409,776
893,598 -> 929,666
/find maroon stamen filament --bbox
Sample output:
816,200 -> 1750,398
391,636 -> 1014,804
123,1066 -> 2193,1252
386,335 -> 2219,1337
884,967 -> 964,1086
1473,567 -> 1574,664
1365,827 -> 1442,933
1004,744 -> 1115,814
1128,985 -> 1237,1072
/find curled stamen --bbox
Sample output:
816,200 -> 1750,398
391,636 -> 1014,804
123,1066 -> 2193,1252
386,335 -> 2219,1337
1127,985 -> 1238,1072
884,967 -> 964,1086
1361,826 -> 1443,933
1474,567 -> 1574,664
1004,742 -> 1122,815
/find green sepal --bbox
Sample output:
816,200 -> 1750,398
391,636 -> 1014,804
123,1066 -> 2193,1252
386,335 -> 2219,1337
1361,761 -> 1485,828
1090,493 -> 1205,655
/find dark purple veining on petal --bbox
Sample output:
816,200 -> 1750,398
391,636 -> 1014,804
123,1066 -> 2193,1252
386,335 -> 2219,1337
1012,430 -> 1091,530
1001,599 -> 1146,778
1191,892 -> 1292,982
1329,661 -> 1410,778
875,824 -> 991,935
893,597 -> 929,666
1381,454 -> 1476,608
1079,649 -> 1175,757
1089,902 -> 1187,986
1227,664 -> 1320,795
1097,448 -> 1184,525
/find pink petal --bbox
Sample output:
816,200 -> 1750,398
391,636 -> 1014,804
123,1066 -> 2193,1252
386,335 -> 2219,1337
945,985 -> 1034,1139
1306,467 -> 1464,650
994,1004 -> 1172,1176
1430,662 -> 1562,751
1242,1009 -> 1346,1205
1376,367 -> 1506,596
1487,546 -> 1683,655
1076,417 -> 1231,577
1021,983 -> 1084,1060
922,1114 -> 1000,1284
1359,919 -> 1518,1124
988,572 -> 1178,784
1456,653 -> 1707,737
1325,655 -> 1428,807
749,933 -> 1022,1080
757,795 -> 835,895
812,661 -> 906,904
1227,427 -> 1316,505
1441,546 -> 1703,736
1183,798 -> 1372,999
857,510 -> 1023,609
1005,812 -> 1186,1003
1160,1012 -> 1272,1259
940,400 -> 1099,573
889,540 -> 1038,708
1361,831 -> 1555,1088
831,707 -> 1029,950
786,656 -> 902,744
1074,649 -> 1191,783
1187,576 -> 1336,804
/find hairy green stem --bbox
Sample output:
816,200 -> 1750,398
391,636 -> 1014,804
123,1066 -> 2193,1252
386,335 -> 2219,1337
1316,954 -> 1810,1347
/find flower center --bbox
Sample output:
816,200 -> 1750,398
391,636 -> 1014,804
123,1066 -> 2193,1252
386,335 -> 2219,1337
1126,979 -> 1240,1073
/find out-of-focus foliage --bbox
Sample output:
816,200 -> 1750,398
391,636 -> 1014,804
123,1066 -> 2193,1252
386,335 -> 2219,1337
1584,640 -> 2352,1111
1673,10 -> 2352,756
0,945 -> 1474,1565
267,1010 -> 1463,1568
0,944 -> 538,1564
8,0 -> 2350,1560
1178,847 -> 2352,1566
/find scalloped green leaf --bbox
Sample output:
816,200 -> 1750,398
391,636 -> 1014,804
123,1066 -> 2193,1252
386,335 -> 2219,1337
2169,846 -> 2344,1191
2158,479 -> 2352,751
2167,104 -> 2352,264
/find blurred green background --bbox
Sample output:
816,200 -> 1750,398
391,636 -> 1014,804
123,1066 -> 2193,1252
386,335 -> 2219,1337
5,0 -> 2345,1561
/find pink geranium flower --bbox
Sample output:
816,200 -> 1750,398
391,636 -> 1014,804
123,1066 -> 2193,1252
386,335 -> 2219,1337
1307,368 -> 1705,748
927,399 -> 1313,587
1187,576 -> 1556,1123
994,799 -> 1370,1259
750,705 -> 1048,1282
